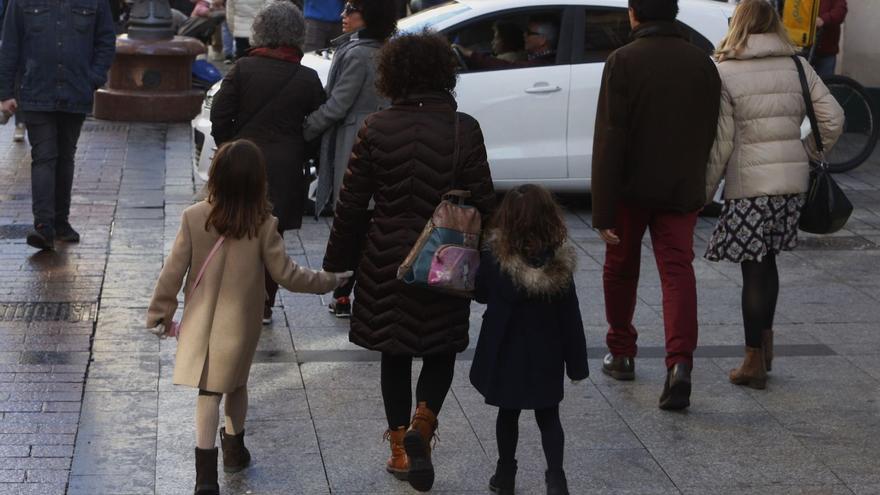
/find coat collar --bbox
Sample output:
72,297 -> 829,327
488,232 -> 577,298
392,91 -> 458,110
728,33 -> 797,60
632,21 -> 685,41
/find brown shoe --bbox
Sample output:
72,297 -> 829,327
762,329 -> 774,371
384,426 -> 409,480
219,428 -> 251,473
729,347 -> 767,390
404,401 -> 437,492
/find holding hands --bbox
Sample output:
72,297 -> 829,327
327,270 -> 354,288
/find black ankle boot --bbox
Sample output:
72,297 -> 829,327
220,428 -> 251,473
545,469 -> 569,495
194,447 -> 219,494
489,459 -> 517,494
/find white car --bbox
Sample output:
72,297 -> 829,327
193,0 -> 734,191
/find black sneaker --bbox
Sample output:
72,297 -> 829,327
262,306 -> 272,325
659,363 -> 692,411
55,222 -> 80,243
26,224 -> 55,250
328,296 -> 351,318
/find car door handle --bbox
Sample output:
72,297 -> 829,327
524,84 -> 562,94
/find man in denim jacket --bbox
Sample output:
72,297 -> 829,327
0,0 -> 115,250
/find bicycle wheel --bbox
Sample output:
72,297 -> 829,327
823,75 -> 879,173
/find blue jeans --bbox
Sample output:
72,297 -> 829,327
221,21 -> 234,58
21,111 -> 86,227
813,54 -> 837,79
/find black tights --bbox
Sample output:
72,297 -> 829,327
381,353 -> 456,429
496,406 -> 564,473
741,253 -> 779,348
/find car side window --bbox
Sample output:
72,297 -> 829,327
446,8 -> 566,73
676,21 -> 716,55
582,8 -> 631,63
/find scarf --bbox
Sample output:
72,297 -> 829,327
249,46 -> 303,64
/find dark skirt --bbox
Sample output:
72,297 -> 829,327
705,194 -> 805,263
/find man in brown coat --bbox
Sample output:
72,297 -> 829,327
590,0 -> 720,411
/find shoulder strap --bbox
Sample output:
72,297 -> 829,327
791,55 -> 824,155
235,65 -> 302,136
188,236 -> 225,298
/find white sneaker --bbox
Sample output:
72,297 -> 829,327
13,123 -> 25,142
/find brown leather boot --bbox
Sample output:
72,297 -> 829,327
219,428 -> 251,473
404,401 -> 437,492
763,329 -> 774,371
384,426 -> 409,480
729,347 -> 767,390
194,447 -> 219,495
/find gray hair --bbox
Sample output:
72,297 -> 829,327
250,1 -> 306,49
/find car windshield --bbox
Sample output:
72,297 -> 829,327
397,2 -> 472,34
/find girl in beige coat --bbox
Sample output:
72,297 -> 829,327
705,0 -> 843,390
146,140 -> 349,495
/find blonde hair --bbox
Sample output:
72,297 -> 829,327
715,0 -> 793,61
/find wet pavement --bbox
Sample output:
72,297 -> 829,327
1,121 -> 880,494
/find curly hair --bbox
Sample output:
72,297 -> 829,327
250,1 -> 306,49
376,31 -> 457,100
353,0 -> 398,41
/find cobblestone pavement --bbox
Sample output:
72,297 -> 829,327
1,121 -> 879,495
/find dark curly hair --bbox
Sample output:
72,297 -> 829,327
376,31 -> 458,100
353,0 -> 398,41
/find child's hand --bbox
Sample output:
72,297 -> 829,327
148,323 -> 169,339
331,271 -> 354,288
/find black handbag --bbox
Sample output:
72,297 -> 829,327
792,56 -> 853,234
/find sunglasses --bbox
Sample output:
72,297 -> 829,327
342,3 -> 360,16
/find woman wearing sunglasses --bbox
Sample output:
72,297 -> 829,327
304,0 -> 398,318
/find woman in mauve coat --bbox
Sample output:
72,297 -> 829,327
321,32 -> 496,492
211,0 -> 324,322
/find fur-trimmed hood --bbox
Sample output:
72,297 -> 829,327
487,231 -> 577,298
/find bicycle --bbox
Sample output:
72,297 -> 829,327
782,0 -> 879,173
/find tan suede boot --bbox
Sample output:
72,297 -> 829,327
729,347 -> 767,389
384,426 -> 409,480
763,329 -> 774,371
404,401 -> 438,492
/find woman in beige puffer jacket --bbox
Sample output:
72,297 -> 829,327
704,0 -> 843,390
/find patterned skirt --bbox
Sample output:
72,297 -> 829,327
705,194 -> 805,263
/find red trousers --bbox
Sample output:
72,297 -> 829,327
603,204 -> 699,369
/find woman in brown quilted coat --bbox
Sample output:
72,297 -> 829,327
322,32 -> 495,492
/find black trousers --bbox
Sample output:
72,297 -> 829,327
22,111 -> 86,228
234,36 -> 250,58
380,353 -> 456,429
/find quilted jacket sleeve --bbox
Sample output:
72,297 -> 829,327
706,82 -> 734,203
322,120 -> 377,272
146,211 -> 193,328
802,58 -> 845,159
458,116 -> 496,223
261,216 -> 338,294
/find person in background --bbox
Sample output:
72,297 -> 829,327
705,0 -> 843,389
0,0 -> 116,250
303,0 -> 344,52
471,185 -> 588,495
491,21 -> 527,62
0,0 -> 25,142
590,0 -> 721,411
211,0 -> 326,325
454,17 -> 558,69
304,0 -> 397,318
812,0 -> 847,78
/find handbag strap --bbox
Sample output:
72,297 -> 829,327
791,55 -> 824,156
187,236 -> 225,299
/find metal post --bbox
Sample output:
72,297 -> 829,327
127,0 -> 175,41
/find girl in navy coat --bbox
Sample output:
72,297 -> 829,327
470,184 -> 589,495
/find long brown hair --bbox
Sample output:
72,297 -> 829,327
205,139 -> 273,239
490,184 -> 568,261
716,0 -> 793,61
